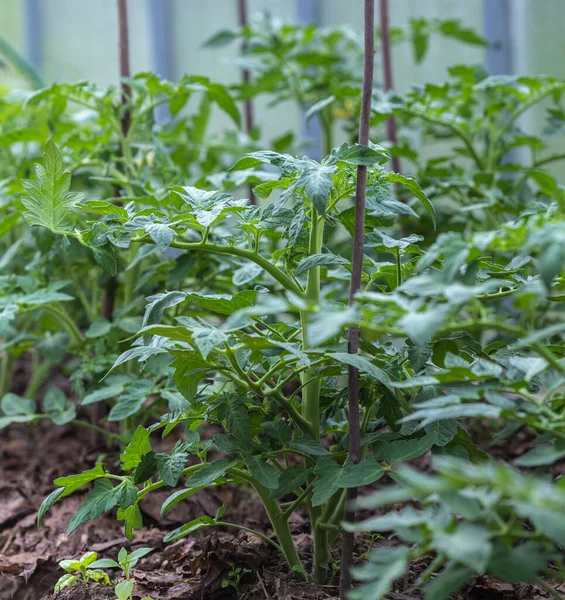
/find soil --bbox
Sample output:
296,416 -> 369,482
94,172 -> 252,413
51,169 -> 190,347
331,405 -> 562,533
0,419 -> 559,600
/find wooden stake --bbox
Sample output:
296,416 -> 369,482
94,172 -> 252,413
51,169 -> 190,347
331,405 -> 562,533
339,0 -> 375,596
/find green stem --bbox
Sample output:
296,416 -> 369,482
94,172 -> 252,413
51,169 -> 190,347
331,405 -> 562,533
24,356 -> 51,399
71,419 -> 120,442
394,249 -> 402,290
134,237 -> 304,297
0,351 -> 12,396
400,107 -> 484,170
250,479 -> 307,580
300,205 -> 323,438
42,304 -> 84,346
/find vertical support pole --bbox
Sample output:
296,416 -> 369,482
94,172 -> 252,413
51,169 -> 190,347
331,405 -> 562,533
148,0 -> 173,123
483,0 -> 512,76
379,0 -> 401,174
484,0 -> 521,165
23,0 -> 42,72
296,0 -> 322,160
237,0 -> 257,204
340,0 -> 375,597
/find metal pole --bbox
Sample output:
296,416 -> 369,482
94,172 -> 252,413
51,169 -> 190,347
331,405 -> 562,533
22,0 -> 42,73
296,0 -> 322,160
148,0 -> 174,122
483,0 -> 512,75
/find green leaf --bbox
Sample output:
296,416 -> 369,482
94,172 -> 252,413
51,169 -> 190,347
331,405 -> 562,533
246,456 -> 280,489
81,381 -> 127,406
386,172 -> 436,228
270,466 -> 308,498
203,29 -> 238,48
115,581 -> 134,600
133,451 -> 158,484
305,95 -> 335,121
184,291 -> 256,315
37,487 -> 64,527
156,451 -> 189,487
433,523 -> 492,572
295,253 -> 349,277
328,353 -> 392,387
331,142 -> 389,166
289,436 -> 329,456
120,426 -> 152,471
232,262 -> 263,286
54,463 -> 107,496
299,164 -> 336,216
514,444 -> 565,467
407,343 -> 432,372
424,562 -> 473,600
117,504 -> 143,540
85,318 -> 112,339
312,458 -> 384,506
374,433 -> 436,466
80,199 -> 129,219
116,481 -> 138,509
163,515 -> 216,543
183,459 -> 233,489
145,222 -> 174,253
21,140 -> 84,232
1,393 -> 35,415
488,542 -> 554,583
226,397 -> 252,441
349,546 -> 410,600
67,480 -> 117,535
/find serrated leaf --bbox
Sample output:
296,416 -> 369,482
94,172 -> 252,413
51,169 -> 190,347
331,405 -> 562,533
156,451 -> 189,486
298,164 -> 336,216
120,426 -> 152,471
289,436 -> 329,456
67,480 -> 117,535
295,253 -> 349,277
328,352 -> 392,387
21,140 -> 84,232
270,466 -> 308,498
133,451 -> 158,484
184,459 -> 233,489
386,172 -> 436,228
163,515 -> 217,543
246,456 -> 280,489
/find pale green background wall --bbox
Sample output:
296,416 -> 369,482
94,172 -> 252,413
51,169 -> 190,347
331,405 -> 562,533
1,1 -> 564,151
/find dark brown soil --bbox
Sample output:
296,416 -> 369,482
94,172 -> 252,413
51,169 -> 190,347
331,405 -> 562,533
0,419 -> 559,600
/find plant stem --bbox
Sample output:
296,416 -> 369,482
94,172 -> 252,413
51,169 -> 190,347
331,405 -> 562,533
135,237 -> 304,297
24,355 -> 51,399
379,0 -> 401,175
300,205 -> 323,438
71,419 -> 120,442
42,304 -> 84,346
298,205 -> 326,582
340,1 -> 375,597
0,351 -> 12,396
250,479 -> 307,580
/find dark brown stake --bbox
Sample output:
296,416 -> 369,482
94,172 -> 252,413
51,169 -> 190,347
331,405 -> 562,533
379,0 -> 401,174
339,0 -> 375,597
102,0 -> 132,322
236,0 -> 257,204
